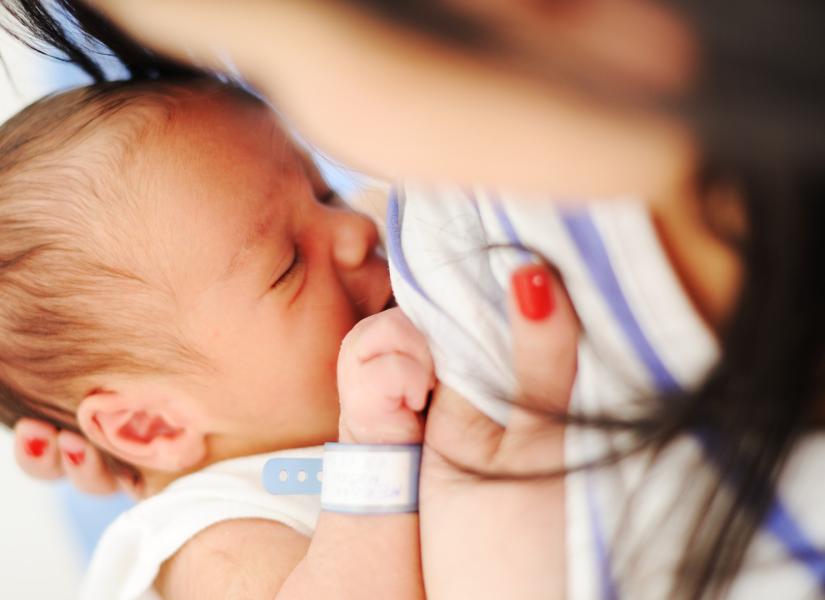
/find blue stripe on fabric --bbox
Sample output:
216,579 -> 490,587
560,211 -> 680,392
586,468 -> 620,600
386,185 -> 430,302
492,204 -> 825,595
489,196 -> 534,263
490,202 -> 622,600
557,210 -> 825,594
765,502 -> 825,588
464,193 -> 510,320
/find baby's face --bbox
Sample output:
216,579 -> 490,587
129,90 -> 391,455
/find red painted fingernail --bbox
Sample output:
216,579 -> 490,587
512,265 -> 555,321
64,449 -> 85,467
24,438 -> 48,458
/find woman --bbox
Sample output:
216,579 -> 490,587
5,1 -> 825,598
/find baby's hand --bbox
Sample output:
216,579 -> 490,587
337,307 -> 435,445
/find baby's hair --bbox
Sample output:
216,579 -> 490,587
0,79 -> 244,479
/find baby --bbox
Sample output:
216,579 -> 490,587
0,78 -> 431,600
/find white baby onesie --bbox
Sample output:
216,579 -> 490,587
80,447 -> 323,600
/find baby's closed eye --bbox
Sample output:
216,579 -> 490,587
271,246 -> 303,289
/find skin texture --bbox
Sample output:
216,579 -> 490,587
80,0 -> 740,329
84,0 -> 696,199
71,87 -> 392,496
22,86 -> 424,600
26,1 -> 747,598
158,301 -> 429,600
337,307 -> 434,445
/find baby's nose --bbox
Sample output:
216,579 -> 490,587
332,210 -> 379,270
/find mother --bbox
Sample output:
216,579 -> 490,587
7,1 -> 825,599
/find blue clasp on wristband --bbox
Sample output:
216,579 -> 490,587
262,443 -> 422,513
262,457 -> 323,495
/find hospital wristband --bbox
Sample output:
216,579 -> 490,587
261,443 -> 422,514
320,442 -> 421,514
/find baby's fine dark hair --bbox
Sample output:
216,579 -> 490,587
2,1 -> 825,598
0,79 -> 226,481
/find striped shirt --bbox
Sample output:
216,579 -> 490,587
388,181 -> 825,599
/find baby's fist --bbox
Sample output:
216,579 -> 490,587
337,308 -> 435,445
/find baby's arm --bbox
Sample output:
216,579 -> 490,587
277,307 -> 431,599
156,307 -> 431,600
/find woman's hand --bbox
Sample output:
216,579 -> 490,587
14,418 -> 141,498
419,263 -> 580,600
424,262 -> 579,474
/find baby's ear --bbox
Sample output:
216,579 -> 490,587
77,387 -> 207,473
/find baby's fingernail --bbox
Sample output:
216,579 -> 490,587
24,437 -> 48,458
512,265 -> 555,321
64,449 -> 85,466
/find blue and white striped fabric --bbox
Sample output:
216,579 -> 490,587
388,181 -> 825,600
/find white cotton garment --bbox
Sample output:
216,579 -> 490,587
80,447 -> 323,600
388,182 -> 718,426
388,181 -> 825,600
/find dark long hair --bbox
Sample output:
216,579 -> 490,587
2,1 -> 824,598
0,0 -> 197,81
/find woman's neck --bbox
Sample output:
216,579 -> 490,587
650,186 -> 744,335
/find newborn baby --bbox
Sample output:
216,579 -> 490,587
0,78 -> 430,600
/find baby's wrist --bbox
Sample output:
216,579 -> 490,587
337,417 -> 360,445
321,442 -> 422,514
338,416 -> 424,446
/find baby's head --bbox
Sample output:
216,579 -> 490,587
0,79 -> 391,492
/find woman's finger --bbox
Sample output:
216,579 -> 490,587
15,418 -> 136,497
509,264 -> 579,414
424,265 -> 580,474
486,264 -> 580,474
424,382 -> 506,470
57,430 -> 121,496
14,418 -> 63,480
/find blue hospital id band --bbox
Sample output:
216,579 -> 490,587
321,443 -> 421,514
262,457 -> 324,495
261,444 -> 422,514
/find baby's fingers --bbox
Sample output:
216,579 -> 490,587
341,352 -> 429,445
360,352 -> 432,413
349,307 -> 434,373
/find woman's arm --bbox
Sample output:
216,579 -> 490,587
84,0 -> 689,199
419,264 -> 579,600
